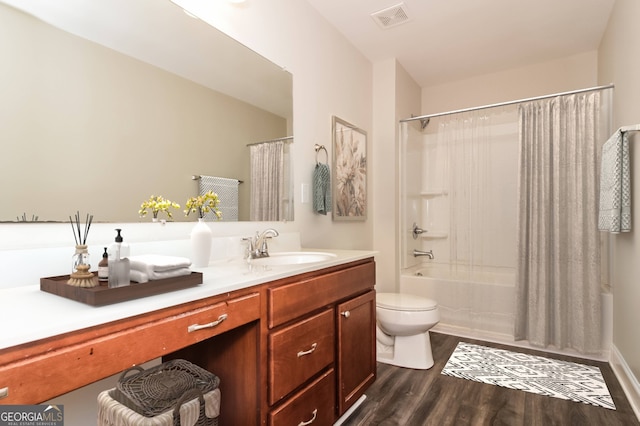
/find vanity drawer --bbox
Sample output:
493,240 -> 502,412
172,292 -> 261,345
268,259 -> 375,328
0,291 -> 260,404
269,308 -> 335,404
268,368 -> 336,426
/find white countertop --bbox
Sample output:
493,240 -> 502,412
0,249 -> 376,350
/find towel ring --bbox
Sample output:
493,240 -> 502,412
314,144 -> 328,165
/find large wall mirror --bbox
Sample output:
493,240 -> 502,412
0,0 -> 293,223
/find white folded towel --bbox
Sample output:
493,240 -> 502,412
129,270 -> 149,284
129,255 -> 192,273
146,267 -> 192,281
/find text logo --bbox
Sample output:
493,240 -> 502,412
0,405 -> 64,426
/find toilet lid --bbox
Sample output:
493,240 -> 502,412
376,293 -> 437,311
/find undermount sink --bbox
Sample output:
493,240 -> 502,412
250,251 -> 337,266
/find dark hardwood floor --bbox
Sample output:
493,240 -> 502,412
343,332 -> 639,426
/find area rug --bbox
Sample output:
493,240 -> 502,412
441,342 -> 615,410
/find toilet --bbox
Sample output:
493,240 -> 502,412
376,292 -> 440,370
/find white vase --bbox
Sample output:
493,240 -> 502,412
190,218 -> 212,267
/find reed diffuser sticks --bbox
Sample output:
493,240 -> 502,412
68,211 -> 96,287
69,211 -> 93,245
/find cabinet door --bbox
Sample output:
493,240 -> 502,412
336,290 -> 376,415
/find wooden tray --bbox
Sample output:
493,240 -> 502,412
40,272 -> 203,306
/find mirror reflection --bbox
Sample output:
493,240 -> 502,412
0,0 -> 293,223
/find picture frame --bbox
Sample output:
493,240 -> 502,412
332,116 -> 367,221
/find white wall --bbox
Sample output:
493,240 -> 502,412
371,59 -> 421,292
421,51 -> 599,114
598,0 -> 640,412
173,0 -> 374,251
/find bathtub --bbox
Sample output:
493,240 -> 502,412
399,265 -> 613,354
399,265 -> 516,340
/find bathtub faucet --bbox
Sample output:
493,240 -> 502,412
413,249 -> 434,259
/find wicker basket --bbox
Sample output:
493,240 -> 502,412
98,387 -> 220,426
109,359 -> 219,422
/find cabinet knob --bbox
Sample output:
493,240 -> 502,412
298,408 -> 318,426
341,311 -> 351,318
187,314 -> 228,333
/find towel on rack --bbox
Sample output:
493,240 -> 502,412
313,163 -> 332,215
199,176 -> 239,221
598,129 -> 631,233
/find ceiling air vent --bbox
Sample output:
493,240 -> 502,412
371,2 -> 411,30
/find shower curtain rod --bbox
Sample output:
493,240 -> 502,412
246,136 -> 293,147
400,83 -> 615,124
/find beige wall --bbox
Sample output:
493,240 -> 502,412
371,59 -> 421,292
421,51 -> 599,114
598,0 -> 640,386
0,4 -> 286,223
6,0 -> 374,242
182,0 -> 375,250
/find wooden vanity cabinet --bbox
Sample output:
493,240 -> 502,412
266,258 -> 376,424
0,257 -> 376,426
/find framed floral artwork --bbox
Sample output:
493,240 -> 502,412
332,116 -> 367,221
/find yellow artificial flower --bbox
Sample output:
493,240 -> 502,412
139,195 -> 180,219
184,191 -> 223,220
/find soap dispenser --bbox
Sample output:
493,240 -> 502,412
98,247 -> 109,284
108,228 -> 131,288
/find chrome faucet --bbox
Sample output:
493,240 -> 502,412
244,228 -> 279,259
413,249 -> 434,259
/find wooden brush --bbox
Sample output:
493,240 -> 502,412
67,264 -> 97,287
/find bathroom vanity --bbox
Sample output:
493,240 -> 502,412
0,249 -> 376,425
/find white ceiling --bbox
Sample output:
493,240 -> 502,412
305,0 -> 616,87
3,0 -> 616,103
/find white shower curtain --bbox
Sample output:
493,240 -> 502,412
444,114 -> 491,276
436,109 -> 519,279
515,92 -> 603,354
249,140 -> 292,221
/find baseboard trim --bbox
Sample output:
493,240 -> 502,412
610,344 -> 640,420
431,324 -> 610,362
334,395 -> 366,426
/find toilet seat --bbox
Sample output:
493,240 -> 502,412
376,293 -> 437,312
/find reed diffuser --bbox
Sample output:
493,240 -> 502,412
67,211 -> 96,287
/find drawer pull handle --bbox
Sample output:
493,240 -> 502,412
341,310 -> 351,318
0,387 -> 7,400
297,343 -> 318,357
298,408 -> 318,426
188,314 -> 228,333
